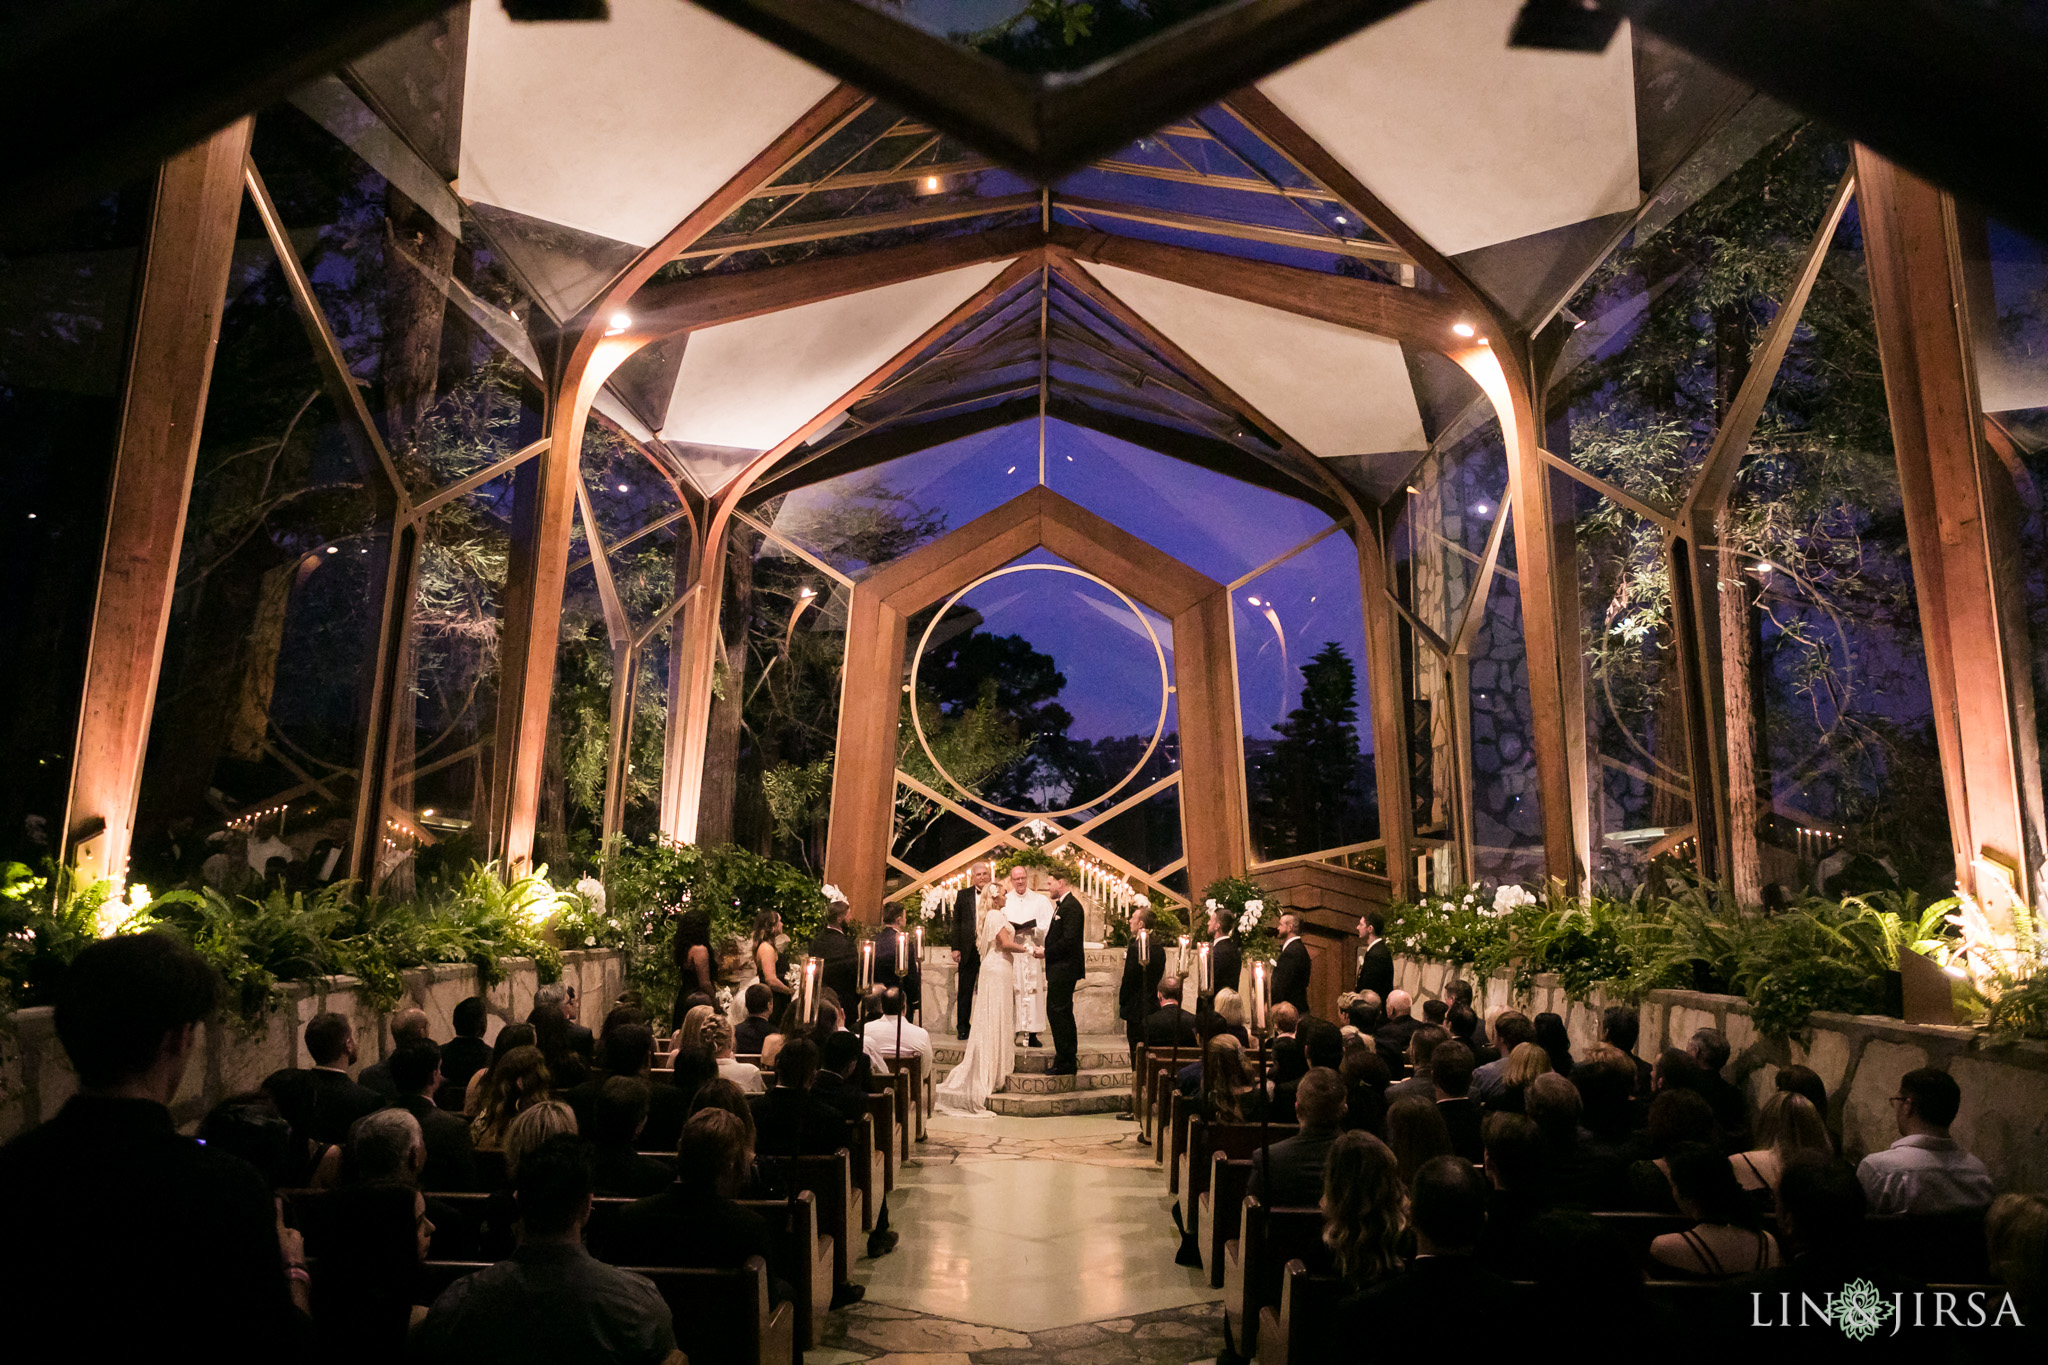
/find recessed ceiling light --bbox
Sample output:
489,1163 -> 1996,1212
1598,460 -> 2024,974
1452,323 -> 1475,339
925,176 -> 941,191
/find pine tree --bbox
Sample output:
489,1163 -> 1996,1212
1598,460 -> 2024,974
1257,641 -> 1364,856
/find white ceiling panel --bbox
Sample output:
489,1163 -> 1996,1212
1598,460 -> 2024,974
663,261 -> 1015,452
1258,0 -> 1638,256
1079,263 -> 1426,459
459,0 -> 839,248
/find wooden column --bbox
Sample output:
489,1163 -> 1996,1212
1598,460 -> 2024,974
822,588 -> 909,916
62,119 -> 253,888
1170,586 -> 1248,897
1857,148 -> 2046,901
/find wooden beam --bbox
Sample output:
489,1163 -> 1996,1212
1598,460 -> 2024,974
1055,196 -> 1410,266
1858,147 -> 2045,903
1175,585 -> 1252,896
61,119 -> 254,888
671,192 -> 1042,261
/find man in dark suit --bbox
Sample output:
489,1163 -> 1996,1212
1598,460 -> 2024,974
747,1037 -> 866,1309
1040,871 -> 1088,1076
1247,1067 -> 1345,1206
1205,904 -> 1241,1010
605,1110 -> 787,1302
263,1011 -> 381,1176
816,1033 -> 898,1257
872,903 -> 919,1021
1354,910 -> 1394,1000
1271,911 -> 1312,1017
386,1038 -> 478,1192
813,898 -> 860,1007
1118,907 -> 1166,1057
1430,1041 -> 1483,1163
563,1024 -> 689,1154
1338,1156 -> 1518,1353
359,1007 -> 431,1098
436,996 -> 493,1110
951,864 -> 990,1040
733,984 -> 776,1056
1142,976 -> 1201,1050
1375,988 -> 1424,1078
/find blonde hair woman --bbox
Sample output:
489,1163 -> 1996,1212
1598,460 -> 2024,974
470,1045 -> 552,1151
1487,1040 -> 1552,1114
501,1100 -> 578,1178
1322,1131 -> 1408,1289
671,1003 -> 715,1057
1732,1091 -> 1832,1193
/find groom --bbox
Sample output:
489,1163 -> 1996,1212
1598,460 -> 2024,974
1040,870 -> 1088,1076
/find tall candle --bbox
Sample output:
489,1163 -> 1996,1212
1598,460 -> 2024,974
858,940 -> 874,992
895,928 -> 908,975
1178,935 -> 1191,980
803,958 -> 821,1023
1251,961 -> 1268,1029
1197,942 -> 1211,994
1138,927 -> 1150,966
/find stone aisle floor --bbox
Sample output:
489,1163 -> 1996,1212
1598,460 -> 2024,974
810,1115 -> 1225,1365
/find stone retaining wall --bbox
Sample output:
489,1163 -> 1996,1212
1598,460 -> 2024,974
0,949 -> 626,1141
917,948 -> 1126,1037
1392,955 -> 2048,1195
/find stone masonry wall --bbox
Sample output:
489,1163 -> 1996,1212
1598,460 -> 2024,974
1393,954 -> 2048,1195
0,949 -> 625,1141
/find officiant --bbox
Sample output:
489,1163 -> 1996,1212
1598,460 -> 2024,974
1003,864 -> 1051,1049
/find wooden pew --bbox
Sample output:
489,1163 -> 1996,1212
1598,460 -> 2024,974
1222,1199 -> 1325,1363
420,1258 -> 792,1365
863,1089 -> 898,1198
755,1151 -> 863,1291
883,1053 -> 929,1141
1180,1120 -> 1298,1244
1258,1259 -> 1345,1365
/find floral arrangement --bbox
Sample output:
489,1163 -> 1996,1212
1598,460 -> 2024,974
1199,874 -> 1278,960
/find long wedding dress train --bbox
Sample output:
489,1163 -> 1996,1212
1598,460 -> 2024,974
934,910 -> 1016,1117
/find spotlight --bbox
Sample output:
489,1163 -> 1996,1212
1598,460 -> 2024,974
924,176 -> 941,192
617,483 -> 629,492
1246,596 -> 1261,606
605,311 -> 631,336
325,546 -> 338,554
1452,323 -> 1475,338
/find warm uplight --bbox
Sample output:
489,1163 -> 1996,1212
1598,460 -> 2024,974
1246,596 -> 1261,606
1405,484 -> 1422,495
924,176 -> 941,191
325,546 -> 338,554
799,586 -> 817,598
1474,503 -> 1491,515
1754,561 -> 1776,575
422,808 -> 436,817
1452,322 -> 1475,338
605,311 -> 631,335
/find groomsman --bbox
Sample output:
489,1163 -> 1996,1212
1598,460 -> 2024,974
814,897 -> 859,1007
1355,910 -> 1394,1000
1205,903 -> 1242,1010
874,903 -> 920,1021
1119,907 -> 1166,1058
951,864 -> 991,1040
1041,871 -> 1088,1076
1271,910 -> 1312,1016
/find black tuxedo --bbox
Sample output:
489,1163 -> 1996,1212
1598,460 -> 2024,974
1208,935 -> 1242,1005
872,925 -> 920,1017
1043,891 -> 1088,1072
435,1036 -> 492,1110
952,886 -> 982,1036
734,1015 -> 775,1057
1272,936 -> 1312,1015
391,1093 -> 479,1192
263,1066 -> 380,1177
1355,937 -> 1394,999
1142,1005 -> 1200,1051
1119,937 -> 1166,1054
812,925 -> 859,1011
750,1086 -> 849,1159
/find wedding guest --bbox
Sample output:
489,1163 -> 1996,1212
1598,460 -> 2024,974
587,1079 -> 672,1198
1431,1041 -> 1482,1163
529,1003 -> 590,1090
1385,1094 -> 1453,1187
1321,1131 -> 1407,1292
672,1004 -> 716,1058
1142,976 -> 1200,1050
1532,1011 -> 1574,1077
470,1047 -> 554,1152
565,1024 -> 687,1154
1249,1068 -> 1345,1206
359,1008 -> 431,1098
1197,1035 -> 1264,1123
1601,1004 -> 1653,1098
1471,1011 -> 1534,1107
264,1011 -> 381,1168
734,984 -> 777,1056
1732,1091 -> 1832,1198
1375,990 -> 1423,1077
1627,1088 -> 1717,1212
1649,1141 -> 1780,1278
1267,1035 -> 1309,1124
1383,1025 -> 1447,1103
1857,1067 -> 1994,1215
531,983 -> 594,1060
688,1079 -> 765,1197
1478,1113 -> 1548,1278
1338,1047 -> 1389,1137
1688,1026 -> 1748,1140
609,1110 -> 786,1301
1486,1040 -> 1552,1117
437,998 -> 493,1108
669,1041 -> 717,1107
1987,1193 -> 2048,1328
386,1039 -> 479,1193
1337,1156 -> 1514,1357
464,1024 -> 536,1117
311,1181 -> 433,1359
705,1016 -> 765,1095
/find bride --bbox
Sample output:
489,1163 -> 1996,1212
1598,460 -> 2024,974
934,894 -> 1029,1117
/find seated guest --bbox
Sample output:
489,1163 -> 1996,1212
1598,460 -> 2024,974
1269,1001 -> 1301,1040
529,1002 -> 591,1090
1524,1213 -> 1675,1356
813,997 -> 892,1076
463,1023 -> 535,1116
1320,1131 -> 1407,1292
503,1101 -> 578,1180
1421,998 -> 1448,1027
1338,1047 -> 1389,1137
1602,1004 -> 1653,1098
1987,1193 -> 2048,1329
1300,1016 -> 1345,1073
1627,1087 -> 1717,1212
1532,1011 -> 1574,1077
1142,975 -> 1201,1050
1651,1046 -> 1701,1096
1196,1035 -> 1266,1123
758,1000 -> 805,1071
672,1003 -> 716,1059
1733,1091 -> 1832,1198
1212,989 -> 1251,1044
1527,1072 -> 1625,1210
1431,1041 -> 1482,1163
312,1181 -> 433,1360
1774,1064 -> 1831,1130
1471,1011 -> 1534,1108
1478,1113 -> 1548,1277
750,1038 -> 865,1307
688,1079 -> 767,1198
1856,1066 -> 1994,1215
1249,1067 -> 1345,1206
1486,1040 -> 1552,1116
1266,1035 -> 1309,1123
313,1104 -> 423,1189
1383,1024 -> 1447,1103
437,996 -> 495,1110
1446,1002 -> 1494,1066
358,1008 -> 431,1098
1649,1141 -> 1780,1278
1339,1156 -> 1514,1356
704,1016 -> 765,1094
734,984 -> 777,1056
1571,1045 -> 1642,1177
531,982 -> 595,1060
566,1023 -> 688,1154
1688,1026 -> 1749,1142
1343,993 -> 1382,1037
816,1032 -> 899,1257
1375,990 -> 1423,1076
1384,1094 -> 1453,1187
413,1135 -> 674,1363
607,1109 -> 786,1300
264,1010 -> 381,1173
470,1045 -> 553,1151
385,1039 -> 478,1193
0,934 -> 312,1353
669,1040 -> 717,1107
198,1091 -> 295,1190
587,1079 -> 672,1198
862,986 -> 932,1076
1177,1009 -> 1232,1096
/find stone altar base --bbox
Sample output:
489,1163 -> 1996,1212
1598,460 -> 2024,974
932,1034 -> 1134,1116
916,946 -> 1126,1037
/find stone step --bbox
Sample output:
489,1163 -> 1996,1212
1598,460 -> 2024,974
931,1043 -> 1130,1074
1000,1067 -> 1132,1095
986,1088 -> 1133,1117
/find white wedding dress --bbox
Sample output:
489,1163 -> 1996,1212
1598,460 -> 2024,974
935,907 -> 1017,1117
